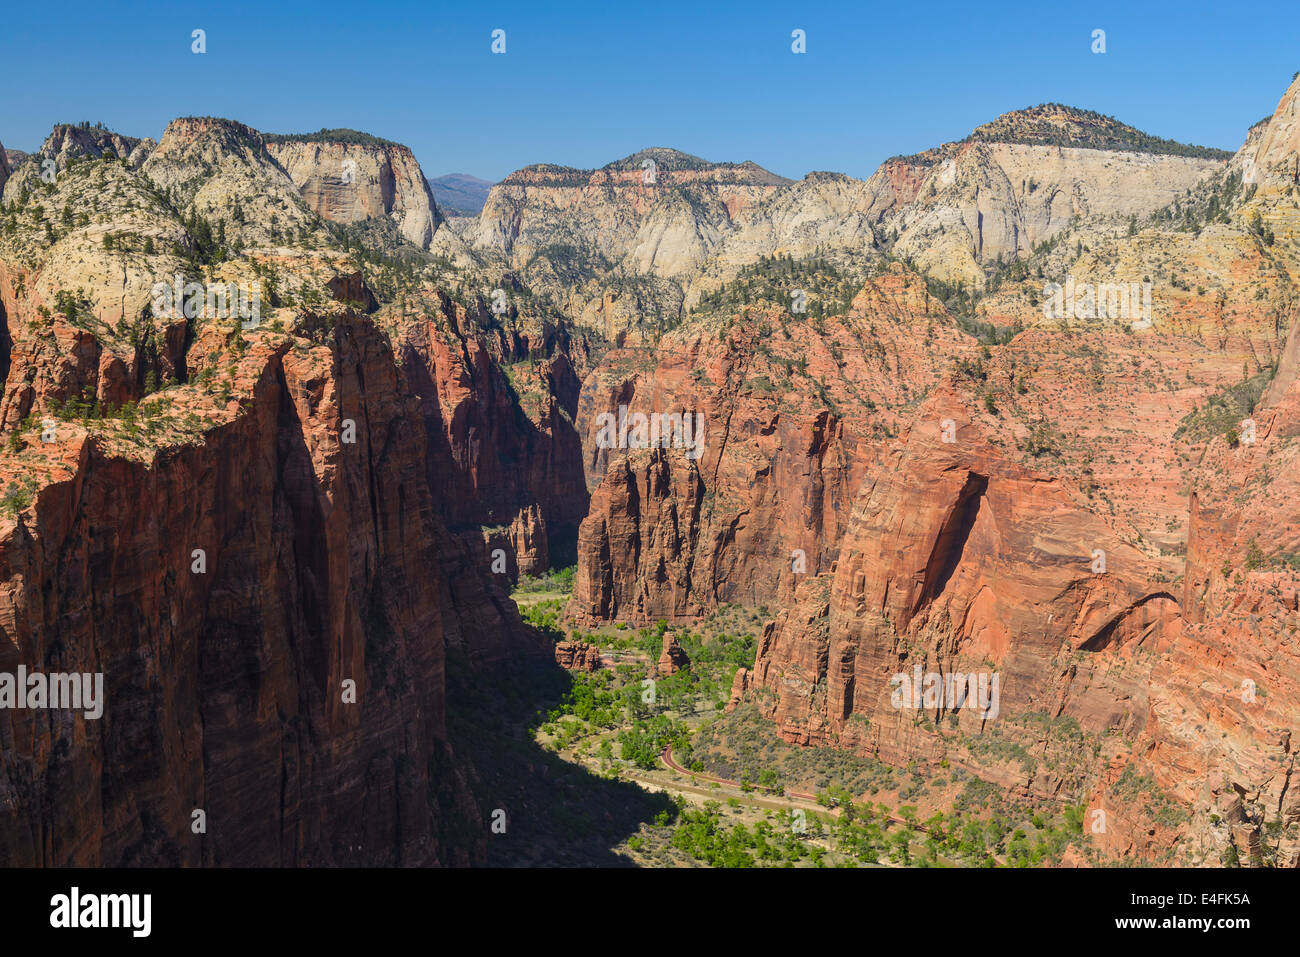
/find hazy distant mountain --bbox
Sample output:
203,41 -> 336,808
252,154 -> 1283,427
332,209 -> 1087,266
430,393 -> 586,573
429,172 -> 493,215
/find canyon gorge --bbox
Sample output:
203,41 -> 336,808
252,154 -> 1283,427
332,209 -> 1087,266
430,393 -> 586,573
3,69 -> 1300,868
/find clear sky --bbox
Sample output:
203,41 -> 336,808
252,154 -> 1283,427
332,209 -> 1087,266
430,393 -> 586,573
1,0 -> 1296,183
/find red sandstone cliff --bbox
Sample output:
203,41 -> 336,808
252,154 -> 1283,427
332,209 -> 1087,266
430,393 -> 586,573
568,267 -> 975,623
0,303 -> 547,866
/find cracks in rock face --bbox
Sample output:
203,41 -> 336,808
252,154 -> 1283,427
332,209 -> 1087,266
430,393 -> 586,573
1078,591 -> 1179,653
913,471 -> 988,622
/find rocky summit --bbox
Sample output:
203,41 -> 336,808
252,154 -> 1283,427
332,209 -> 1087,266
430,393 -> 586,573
2,67 -> 1300,872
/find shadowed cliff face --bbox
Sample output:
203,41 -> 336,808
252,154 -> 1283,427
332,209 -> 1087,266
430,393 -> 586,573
0,118 -> 599,861
397,297 -> 590,574
0,296 -> 9,404
0,313 -> 548,866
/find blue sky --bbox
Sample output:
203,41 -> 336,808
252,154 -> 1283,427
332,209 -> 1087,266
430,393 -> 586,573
1,0 -> 1295,182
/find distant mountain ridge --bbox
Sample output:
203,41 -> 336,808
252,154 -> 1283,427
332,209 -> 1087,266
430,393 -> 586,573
498,147 -> 791,187
429,173 -> 494,215
891,103 -> 1234,164
967,103 -> 1234,158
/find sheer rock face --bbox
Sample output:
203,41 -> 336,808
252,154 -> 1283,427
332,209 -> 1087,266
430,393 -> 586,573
0,313 -> 544,866
882,141 -> 1222,288
1247,74 -> 1300,192
267,140 -> 440,248
1088,320 -> 1300,865
567,267 -> 977,625
396,297 -> 590,572
749,390 -> 1180,776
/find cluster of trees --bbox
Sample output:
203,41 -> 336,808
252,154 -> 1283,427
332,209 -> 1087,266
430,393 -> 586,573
814,790 -> 1087,867
618,714 -> 688,770
52,288 -> 95,326
692,252 -> 861,319
263,128 -> 399,148
965,104 -> 1234,160
1248,209 -> 1277,246
667,803 -> 814,867
0,477 -> 40,515
1151,170 -> 1248,234
518,598 -> 566,642
180,208 -> 226,266
545,670 -> 626,730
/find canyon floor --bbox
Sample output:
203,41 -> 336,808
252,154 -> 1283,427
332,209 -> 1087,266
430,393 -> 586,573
501,573 -> 1098,867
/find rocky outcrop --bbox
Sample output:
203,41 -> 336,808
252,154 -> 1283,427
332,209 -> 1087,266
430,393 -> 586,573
43,124 -> 148,166
726,667 -> 750,710
2,125 -> 151,200
554,640 -> 601,672
143,117 -> 327,253
657,634 -> 690,676
481,504 -> 550,579
267,135 -> 441,248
